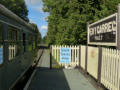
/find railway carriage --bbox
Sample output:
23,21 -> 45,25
0,4 -> 39,90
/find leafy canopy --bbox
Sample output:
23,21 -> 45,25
42,0 -> 120,46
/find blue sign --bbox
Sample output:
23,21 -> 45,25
60,48 -> 71,64
0,48 -> 3,64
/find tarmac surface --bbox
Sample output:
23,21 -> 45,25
28,49 -> 104,90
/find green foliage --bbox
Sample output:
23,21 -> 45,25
42,0 -> 120,45
42,36 -> 46,44
0,0 -> 29,22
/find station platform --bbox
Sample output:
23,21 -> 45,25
27,49 -> 104,90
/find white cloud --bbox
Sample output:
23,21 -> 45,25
39,25 -> 48,37
33,6 -> 43,12
25,0 -> 49,38
25,0 -> 44,13
25,0 -> 42,6
40,25 -> 48,31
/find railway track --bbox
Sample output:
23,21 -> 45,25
12,49 -> 44,90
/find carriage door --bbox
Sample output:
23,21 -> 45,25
23,33 -> 26,52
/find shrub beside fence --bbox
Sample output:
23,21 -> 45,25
51,45 -> 120,90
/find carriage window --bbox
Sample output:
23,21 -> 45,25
23,33 -> 26,52
28,34 -> 36,51
0,24 -> 3,64
28,34 -> 33,52
33,36 -> 36,49
8,26 -> 20,61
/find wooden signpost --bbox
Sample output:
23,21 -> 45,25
87,4 -> 120,85
117,4 -> 120,49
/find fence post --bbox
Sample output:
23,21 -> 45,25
52,45 -> 53,57
74,45 -> 76,65
85,22 -> 89,73
85,45 -> 88,73
77,46 -> 79,66
55,45 -> 56,60
97,47 -> 102,85
117,4 -> 120,50
50,45 -> 52,69
79,45 -> 81,68
56,45 -> 57,62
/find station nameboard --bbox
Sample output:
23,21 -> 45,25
88,13 -> 117,46
60,48 -> 71,64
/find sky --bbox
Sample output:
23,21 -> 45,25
25,0 -> 49,38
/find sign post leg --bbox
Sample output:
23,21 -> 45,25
117,4 -> 120,49
97,47 -> 102,85
85,45 -> 88,73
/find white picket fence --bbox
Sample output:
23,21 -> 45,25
52,45 -> 120,90
0,45 -> 17,61
52,45 -> 79,66
9,45 -> 17,60
101,48 -> 120,90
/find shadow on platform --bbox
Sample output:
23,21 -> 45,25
28,67 -> 70,90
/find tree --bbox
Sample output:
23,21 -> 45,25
0,0 -> 29,22
42,0 -> 120,46
42,36 -> 46,44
